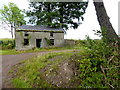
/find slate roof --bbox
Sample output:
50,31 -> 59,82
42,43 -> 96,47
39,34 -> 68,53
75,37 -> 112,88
16,25 -> 64,32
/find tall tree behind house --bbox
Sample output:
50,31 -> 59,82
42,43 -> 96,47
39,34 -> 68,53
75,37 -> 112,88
27,2 -> 88,30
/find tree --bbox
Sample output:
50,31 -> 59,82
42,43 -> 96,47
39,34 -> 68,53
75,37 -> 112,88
27,2 -> 88,30
93,0 -> 120,54
0,2 -> 26,39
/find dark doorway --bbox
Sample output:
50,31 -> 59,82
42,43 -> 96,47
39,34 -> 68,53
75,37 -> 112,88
36,39 -> 42,48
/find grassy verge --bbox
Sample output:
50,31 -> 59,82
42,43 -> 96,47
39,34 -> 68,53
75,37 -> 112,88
10,51 -> 75,88
0,46 -> 76,55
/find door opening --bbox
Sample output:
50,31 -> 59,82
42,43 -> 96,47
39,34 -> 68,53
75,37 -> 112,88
36,39 -> 42,48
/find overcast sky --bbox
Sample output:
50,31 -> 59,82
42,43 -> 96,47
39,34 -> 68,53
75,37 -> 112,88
0,0 -> 119,39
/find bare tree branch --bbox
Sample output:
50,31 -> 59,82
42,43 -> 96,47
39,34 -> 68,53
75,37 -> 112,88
100,65 -> 116,88
108,56 -> 114,64
104,66 -> 120,70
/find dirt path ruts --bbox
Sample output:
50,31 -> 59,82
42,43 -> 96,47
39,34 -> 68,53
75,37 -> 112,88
1,49 -> 75,88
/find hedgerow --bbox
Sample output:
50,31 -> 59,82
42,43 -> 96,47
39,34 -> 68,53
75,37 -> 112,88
76,31 -> 119,88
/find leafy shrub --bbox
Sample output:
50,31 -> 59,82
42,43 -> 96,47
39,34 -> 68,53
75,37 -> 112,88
0,38 -> 15,50
76,36 -> 119,88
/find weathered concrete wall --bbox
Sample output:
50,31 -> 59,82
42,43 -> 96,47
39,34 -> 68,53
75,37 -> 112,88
64,39 -> 76,46
15,31 -> 64,50
54,33 -> 64,47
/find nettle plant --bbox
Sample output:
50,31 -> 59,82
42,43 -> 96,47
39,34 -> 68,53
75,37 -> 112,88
77,29 -> 119,88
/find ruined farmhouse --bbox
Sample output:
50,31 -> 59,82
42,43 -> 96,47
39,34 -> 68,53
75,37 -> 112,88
15,25 -> 64,50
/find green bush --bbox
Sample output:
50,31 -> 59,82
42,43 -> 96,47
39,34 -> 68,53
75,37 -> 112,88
76,36 -> 119,88
0,38 -> 15,50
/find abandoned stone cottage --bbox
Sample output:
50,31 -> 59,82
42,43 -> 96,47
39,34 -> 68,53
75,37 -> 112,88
15,25 -> 64,50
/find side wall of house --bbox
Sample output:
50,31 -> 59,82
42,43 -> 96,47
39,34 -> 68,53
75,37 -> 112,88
54,33 -> 64,47
15,31 -> 64,50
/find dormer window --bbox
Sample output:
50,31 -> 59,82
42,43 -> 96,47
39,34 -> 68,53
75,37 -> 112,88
25,32 -> 28,36
50,32 -> 53,37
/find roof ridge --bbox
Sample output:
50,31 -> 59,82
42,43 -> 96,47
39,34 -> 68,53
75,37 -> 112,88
16,25 -> 64,31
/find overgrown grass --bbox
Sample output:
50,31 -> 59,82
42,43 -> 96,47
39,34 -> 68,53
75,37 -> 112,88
12,78 -> 31,88
10,51 -> 74,88
0,46 -> 76,55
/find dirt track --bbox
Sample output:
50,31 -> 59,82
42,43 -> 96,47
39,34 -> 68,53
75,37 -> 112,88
1,49 -> 74,88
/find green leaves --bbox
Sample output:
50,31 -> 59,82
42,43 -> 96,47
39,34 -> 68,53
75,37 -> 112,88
0,2 -> 26,27
0,2 -> 26,38
27,2 -> 88,30
76,35 -> 119,88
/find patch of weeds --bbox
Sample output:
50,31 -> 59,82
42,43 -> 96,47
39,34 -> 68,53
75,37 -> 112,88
50,64 -> 60,71
12,78 -> 31,88
44,64 -> 60,78
9,69 -> 14,73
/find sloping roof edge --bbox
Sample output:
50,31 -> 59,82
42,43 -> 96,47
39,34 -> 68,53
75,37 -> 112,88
16,25 -> 64,32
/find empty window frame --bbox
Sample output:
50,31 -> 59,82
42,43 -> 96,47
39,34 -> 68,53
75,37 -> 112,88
50,32 -> 53,37
24,39 -> 29,45
25,32 -> 29,36
50,39 -> 54,45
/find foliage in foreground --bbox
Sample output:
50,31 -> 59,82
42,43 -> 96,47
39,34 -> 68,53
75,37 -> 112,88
7,36 -> 119,88
76,36 -> 119,88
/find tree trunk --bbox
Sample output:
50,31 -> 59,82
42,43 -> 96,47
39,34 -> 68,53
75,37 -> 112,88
11,25 -> 13,39
93,0 -> 119,40
47,3 -> 52,26
59,2 -> 64,28
93,0 -> 120,54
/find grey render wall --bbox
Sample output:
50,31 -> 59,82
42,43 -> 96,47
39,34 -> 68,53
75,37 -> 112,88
64,39 -> 76,46
15,31 -> 64,50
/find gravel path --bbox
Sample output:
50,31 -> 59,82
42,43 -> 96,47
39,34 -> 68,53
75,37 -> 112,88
1,49 -> 75,89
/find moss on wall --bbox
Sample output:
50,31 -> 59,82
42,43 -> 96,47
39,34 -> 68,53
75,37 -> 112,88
44,38 -> 52,46
28,34 -> 31,39
16,30 -> 64,33
20,32 -> 23,37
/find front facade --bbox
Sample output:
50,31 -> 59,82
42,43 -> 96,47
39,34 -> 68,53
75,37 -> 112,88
15,25 -> 64,50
